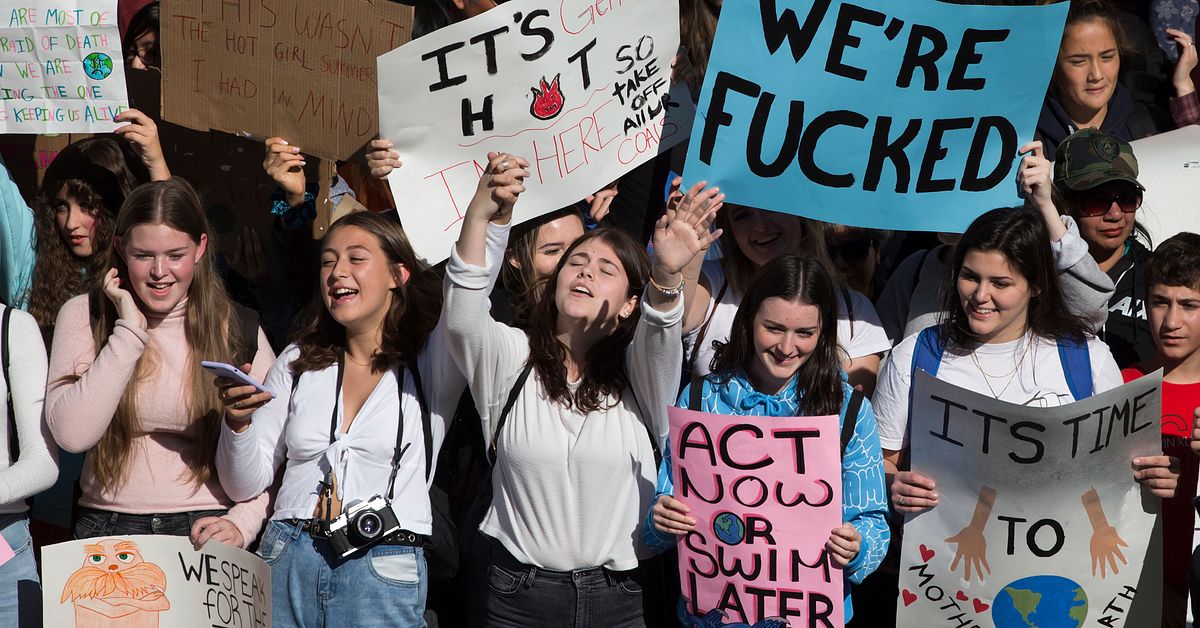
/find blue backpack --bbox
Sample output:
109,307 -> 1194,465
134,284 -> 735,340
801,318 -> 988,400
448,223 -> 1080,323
909,326 -> 1094,402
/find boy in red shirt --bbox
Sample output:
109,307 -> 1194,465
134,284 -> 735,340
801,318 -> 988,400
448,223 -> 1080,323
1123,232 -> 1200,627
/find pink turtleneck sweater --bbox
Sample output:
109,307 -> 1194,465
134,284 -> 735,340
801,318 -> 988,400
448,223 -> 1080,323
45,293 -> 275,547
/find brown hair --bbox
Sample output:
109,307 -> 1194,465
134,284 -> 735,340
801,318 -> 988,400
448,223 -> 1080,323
290,211 -> 441,375
678,0 -> 721,93
83,178 -> 241,491
29,138 -> 145,342
525,228 -> 649,413
715,205 -> 837,297
1050,0 -> 1132,101
501,207 -> 584,329
1146,233 -> 1200,293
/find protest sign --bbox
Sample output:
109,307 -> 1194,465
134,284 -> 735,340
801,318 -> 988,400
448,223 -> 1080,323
683,0 -> 1067,233
160,0 -> 413,162
1127,126 -> 1200,247
669,406 -> 844,627
377,0 -> 693,263
0,0 -> 128,133
43,535 -> 271,627
898,371 -> 1164,628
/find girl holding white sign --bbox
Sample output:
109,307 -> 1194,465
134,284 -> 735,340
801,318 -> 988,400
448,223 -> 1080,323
445,152 -> 715,626
874,206 -> 1179,575
648,252 -> 891,623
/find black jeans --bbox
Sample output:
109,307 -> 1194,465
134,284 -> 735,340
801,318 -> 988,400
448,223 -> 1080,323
73,507 -> 228,539
482,536 -> 649,628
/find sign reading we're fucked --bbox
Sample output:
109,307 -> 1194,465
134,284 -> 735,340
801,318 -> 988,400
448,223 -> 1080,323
669,406 -> 844,627
378,0 -> 693,263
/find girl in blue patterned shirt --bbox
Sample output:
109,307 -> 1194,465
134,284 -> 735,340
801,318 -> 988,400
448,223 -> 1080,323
645,253 -> 889,623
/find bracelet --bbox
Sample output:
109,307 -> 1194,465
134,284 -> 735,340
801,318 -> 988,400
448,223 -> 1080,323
649,275 -> 685,298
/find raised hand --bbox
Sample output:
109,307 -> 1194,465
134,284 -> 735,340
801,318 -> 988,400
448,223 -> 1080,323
1132,455 -> 1180,498
114,109 -> 169,181
466,152 -> 530,224
1167,28 -> 1197,97
366,138 -> 402,179
652,180 -> 724,276
229,227 -> 269,288
102,268 -> 145,331
263,137 -> 307,207
585,181 -> 619,223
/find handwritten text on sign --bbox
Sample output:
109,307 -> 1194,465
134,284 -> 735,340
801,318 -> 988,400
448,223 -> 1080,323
42,535 -> 271,627
898,372 -> 1163,628
683,0 -> 1068,233
161,0 -> 412,162
0,0 -> 127,133
378,0 -> 691,262
669,407 -> 844,627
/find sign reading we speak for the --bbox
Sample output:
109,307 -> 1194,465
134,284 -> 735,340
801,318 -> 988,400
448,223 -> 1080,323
1,0 -> 127,133
378,0 -> 692,262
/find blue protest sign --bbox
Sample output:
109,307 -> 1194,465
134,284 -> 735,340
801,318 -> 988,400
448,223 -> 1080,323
684,0 -> 1068,232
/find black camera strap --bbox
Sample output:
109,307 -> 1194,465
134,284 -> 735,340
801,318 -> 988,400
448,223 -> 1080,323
324,354 -> 420,517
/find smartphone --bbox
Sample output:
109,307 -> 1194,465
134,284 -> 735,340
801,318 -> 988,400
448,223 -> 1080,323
200,361 -> 275,397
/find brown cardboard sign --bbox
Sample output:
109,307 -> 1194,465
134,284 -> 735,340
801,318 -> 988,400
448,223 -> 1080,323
160,0 -> 413,162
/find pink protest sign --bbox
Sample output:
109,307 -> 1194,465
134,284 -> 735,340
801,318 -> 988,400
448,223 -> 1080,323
669,406 -> 845,627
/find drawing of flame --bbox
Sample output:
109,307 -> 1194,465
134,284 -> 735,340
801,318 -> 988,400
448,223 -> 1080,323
530,74 -> 565,121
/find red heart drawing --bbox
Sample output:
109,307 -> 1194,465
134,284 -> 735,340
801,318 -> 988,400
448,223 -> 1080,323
956,591 -> 968,601
973,599 -> 990,613
902,590 -> 917,607
919,544 -> 935,562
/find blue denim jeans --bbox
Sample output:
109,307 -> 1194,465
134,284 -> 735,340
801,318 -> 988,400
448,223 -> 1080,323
0,514 -> 40,628
483,536 -> 649,628
258,519 -> 428,628
73,506 -> 228,539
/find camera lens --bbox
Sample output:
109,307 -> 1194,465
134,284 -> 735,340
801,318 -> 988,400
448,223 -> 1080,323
355,512 -> 382,539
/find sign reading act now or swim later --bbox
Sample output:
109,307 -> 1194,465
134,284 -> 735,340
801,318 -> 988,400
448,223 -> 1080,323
0,0 -> 128,133
684,0 -> 1068,233
669,407 -> 844,627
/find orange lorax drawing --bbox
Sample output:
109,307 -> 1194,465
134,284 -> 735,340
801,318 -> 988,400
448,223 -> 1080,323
59,539 -> 171,628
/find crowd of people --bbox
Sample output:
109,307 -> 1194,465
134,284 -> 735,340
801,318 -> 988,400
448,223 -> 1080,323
0,0 -> 1198,626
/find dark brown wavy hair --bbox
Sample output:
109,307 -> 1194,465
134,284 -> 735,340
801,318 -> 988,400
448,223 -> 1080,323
711,254 -> 843,416
525,227 -> 649,413
29,138 -> 145,342
938,206 -> 1092,348
290,211 -> 441,375
83,178 -> 241,491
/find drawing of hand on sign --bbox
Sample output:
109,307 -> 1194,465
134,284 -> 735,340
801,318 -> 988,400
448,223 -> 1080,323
1082,487 -> 1129,578
945,485 -> 996,583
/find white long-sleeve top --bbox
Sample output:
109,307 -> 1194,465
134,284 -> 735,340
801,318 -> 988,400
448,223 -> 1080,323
216,223 -> 510,534
0,306 -> 57,513
444,245 -> 683,572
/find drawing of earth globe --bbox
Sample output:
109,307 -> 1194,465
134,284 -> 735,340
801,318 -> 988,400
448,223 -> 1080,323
83,53 -> 113,80
712,512 -> 745,545
991,575 -> 1088,627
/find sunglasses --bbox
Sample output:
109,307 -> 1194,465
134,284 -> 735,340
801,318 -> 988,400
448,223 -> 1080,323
1076,188 -> 1142,218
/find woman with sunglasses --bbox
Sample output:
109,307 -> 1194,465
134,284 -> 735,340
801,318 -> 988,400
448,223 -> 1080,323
1052,128 -> 1153,368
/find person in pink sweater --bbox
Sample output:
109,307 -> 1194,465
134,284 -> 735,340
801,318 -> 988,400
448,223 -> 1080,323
45,178 -> 274,549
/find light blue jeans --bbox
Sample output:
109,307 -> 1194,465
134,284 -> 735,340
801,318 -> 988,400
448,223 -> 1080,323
0,514 -> 40,628
258,519 -> 428,628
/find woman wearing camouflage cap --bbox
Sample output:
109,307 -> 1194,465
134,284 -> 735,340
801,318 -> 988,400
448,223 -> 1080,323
1052,127 -> 1154,368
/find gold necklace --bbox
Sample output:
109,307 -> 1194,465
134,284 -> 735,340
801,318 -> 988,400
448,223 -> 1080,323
344,351 -> 375,366
971,335 -> 1033,399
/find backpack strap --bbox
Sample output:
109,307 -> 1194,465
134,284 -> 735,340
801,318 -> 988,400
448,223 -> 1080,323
841,388 -> 863,458
408,359 -> 434,480
1057,336 -> 1093,400
231,303 -> 260,366
2,307 -> 14,464
622,380 -> 663,468
687,375 -> 705,412
684,280 -> 728,380
488,363 -> 534,466
910,326 -> 945,381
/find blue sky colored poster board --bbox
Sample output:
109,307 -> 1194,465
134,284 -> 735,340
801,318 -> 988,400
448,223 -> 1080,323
684,0 -> 1069,233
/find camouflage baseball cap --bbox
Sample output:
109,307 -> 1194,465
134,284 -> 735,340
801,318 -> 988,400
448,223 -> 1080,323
1053,128 -> 1145,192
